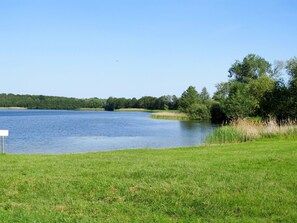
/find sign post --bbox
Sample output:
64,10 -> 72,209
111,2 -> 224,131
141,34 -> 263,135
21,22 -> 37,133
0,130 -> 9,154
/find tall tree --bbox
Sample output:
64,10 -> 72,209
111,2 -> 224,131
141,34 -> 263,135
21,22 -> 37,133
228,54 -> 272,83
213,54 -> 278,119
178,86 -> 211,120
286,57 -> 297,86
221,82 -> 257,119
178,86 -> 201,112
200,87 -> 210,102
286,57 -> 297,118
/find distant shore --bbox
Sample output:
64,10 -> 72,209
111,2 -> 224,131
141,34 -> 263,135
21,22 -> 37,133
150,111 -> 189,121
0,107 -> 190,121
0,107 -> 27,110
116,108 -> 190,121
76,108 -> 104,111
116,108 -> 151,112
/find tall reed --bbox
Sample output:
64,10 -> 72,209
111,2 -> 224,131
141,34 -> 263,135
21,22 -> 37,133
206,118 -> 297,144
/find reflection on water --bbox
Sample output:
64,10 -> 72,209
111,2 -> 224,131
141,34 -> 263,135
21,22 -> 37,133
180,121 -> 198,130
179,121 -> 214,130
0,110 -> 217,154
178,121 -> 216,146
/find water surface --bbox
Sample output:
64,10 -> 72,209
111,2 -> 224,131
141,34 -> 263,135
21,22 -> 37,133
0,110 -> 216,154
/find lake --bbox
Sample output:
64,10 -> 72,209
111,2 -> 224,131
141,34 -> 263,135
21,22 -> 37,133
0,110 -> 216,154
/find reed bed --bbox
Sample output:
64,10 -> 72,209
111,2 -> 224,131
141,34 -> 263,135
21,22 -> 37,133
150,112 -> 190,121
206,118 -> 297,144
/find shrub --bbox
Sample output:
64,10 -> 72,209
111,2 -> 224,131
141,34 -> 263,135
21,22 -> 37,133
210,102 -> 226,123
188,103 -> 210,120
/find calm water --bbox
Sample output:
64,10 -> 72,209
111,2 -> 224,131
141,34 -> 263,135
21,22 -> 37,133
0,110 -> 216,154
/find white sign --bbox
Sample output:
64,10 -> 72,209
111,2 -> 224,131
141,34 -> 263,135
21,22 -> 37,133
0,130 -> 9,137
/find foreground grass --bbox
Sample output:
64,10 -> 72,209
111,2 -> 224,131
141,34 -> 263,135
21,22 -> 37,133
0,138 -> 297,222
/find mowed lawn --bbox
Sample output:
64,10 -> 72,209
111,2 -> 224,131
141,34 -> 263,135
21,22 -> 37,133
0,137 -> 296,222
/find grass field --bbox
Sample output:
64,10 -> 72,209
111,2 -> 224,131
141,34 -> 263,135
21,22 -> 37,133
0,137 -> 296,222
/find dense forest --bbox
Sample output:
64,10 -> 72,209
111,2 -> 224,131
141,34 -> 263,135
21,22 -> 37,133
1,54 -> 296,121
0,94 -> 180,111
0,94 -> 105,110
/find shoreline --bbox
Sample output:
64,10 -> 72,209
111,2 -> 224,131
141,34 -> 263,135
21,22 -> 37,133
0,107 -> 192,121
3,135 -> 296,156
150,111 -> 189,121
0,107 -> 27,110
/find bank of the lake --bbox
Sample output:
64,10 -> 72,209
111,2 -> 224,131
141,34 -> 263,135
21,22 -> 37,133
0,137 -> 296,222
76,107 -> 105,111
0,107 -> 27,110
115,109 -> 190,121
116,108 -> 150,112
0,107 -> 191,121
150,111 -> 189,121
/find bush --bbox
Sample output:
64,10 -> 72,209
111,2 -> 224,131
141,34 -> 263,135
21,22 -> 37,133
187,103 -> 210,120
210,102 -> 226,123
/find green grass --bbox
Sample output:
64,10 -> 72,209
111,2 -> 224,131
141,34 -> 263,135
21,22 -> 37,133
206,126 -> 246,144
76,108 -> 105,111
150,111 -> 189,121
0,137 -> 297,222
116,109 -> 180,113
150,114 -> 189,121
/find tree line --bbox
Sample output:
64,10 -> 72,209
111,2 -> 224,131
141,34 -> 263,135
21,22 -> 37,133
105,54 -> 297,122
104,95 -> 179,111
0,94 -> 105,110
1,54 -> 296,121
0,94 -> 180,111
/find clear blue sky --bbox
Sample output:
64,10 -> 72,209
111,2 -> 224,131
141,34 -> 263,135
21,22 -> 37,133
1,0 -> 296,98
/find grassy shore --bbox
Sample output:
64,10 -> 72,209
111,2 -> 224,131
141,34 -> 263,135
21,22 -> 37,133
115,109 -> 190,121
150,111 -> 189,121
0,107 -> 27,110
115,108 -> 151,112
0,137 -> 296,222
76,108 -> 105,111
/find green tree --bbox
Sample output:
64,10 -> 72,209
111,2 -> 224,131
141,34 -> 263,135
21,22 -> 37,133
179,86 -> 211,120
213,82 -> 231,101
179,86 -> 201,112
188,103 -> 210,120
221,82 -> 257,119
138,96 -> 157,110
200,87 -> 210,102
104,97 -> 116,111
286,57 -> 297,118
249,75 -> 275,116
261,80 -> 290,119
228,54 -> 272,83
213,54 -> 278,120
286,57 -> 297,86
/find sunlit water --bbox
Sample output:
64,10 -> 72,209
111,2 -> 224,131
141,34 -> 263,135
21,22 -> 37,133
0,110 -> 216,154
